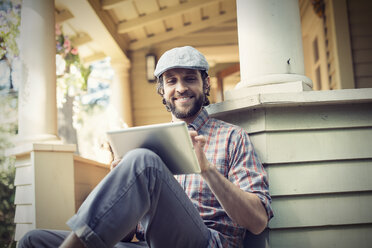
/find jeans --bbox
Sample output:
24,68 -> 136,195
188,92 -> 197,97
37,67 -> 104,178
18,148 -> 211,248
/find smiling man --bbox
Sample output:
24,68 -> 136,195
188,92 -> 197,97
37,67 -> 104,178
19,46 -> 272,248
161,68 -> 208,121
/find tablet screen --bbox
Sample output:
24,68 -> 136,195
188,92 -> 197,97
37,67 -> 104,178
107,121 -> 201,175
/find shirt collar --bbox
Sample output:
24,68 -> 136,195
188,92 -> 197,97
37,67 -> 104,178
188,108 -> 209,131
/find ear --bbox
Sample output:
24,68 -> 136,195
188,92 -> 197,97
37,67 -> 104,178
204,76 -> 211,93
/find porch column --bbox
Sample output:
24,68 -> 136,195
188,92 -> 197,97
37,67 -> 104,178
18,0 -> 58,142
228,0 -> 312,98
8,0 -> 78,243
110,59 -> 133,127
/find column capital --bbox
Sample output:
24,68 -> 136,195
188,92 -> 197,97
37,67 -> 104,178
110,58 -> 131,71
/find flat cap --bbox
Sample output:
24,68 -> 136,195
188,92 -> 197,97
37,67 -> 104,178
154,46 -> 209,78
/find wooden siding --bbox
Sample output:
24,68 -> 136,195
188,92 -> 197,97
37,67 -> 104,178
252,128 -> 372,164
270,225 -> 372,248
129,49 -> 170,126
269,159 -> 372,197
13,154 -> 34,241
270,192 -> 372,228
209,98 -> 372,247
347,0 -> 372,88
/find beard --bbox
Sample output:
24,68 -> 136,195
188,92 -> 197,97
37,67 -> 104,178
165,93 -> 204,119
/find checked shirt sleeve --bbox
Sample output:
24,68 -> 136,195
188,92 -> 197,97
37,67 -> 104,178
227,128 -> 273,220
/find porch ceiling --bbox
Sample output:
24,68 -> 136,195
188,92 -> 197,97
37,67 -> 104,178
54,0 -> 239,65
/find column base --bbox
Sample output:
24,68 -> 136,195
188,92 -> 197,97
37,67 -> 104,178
10,142 -> 76,241
225,80 -> 312,101
235,74 -> 313,89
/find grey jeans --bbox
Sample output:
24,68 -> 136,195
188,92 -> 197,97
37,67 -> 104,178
19,148 -> 211,248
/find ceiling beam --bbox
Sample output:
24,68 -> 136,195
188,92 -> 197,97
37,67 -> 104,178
187,30 -> 237,38
129,10 -> 236,50
117,0 -> 222,34
155,29 -> 238,49
102,0 -> 129,10
198,45 -> 239,63
156,36 -> 238,50
71,33 -> 93,47
83,52 -> 107,63
87,0 -> 130,57
55,9 -> 74,23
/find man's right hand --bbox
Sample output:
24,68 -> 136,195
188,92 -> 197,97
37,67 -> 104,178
110,158 -> 122,171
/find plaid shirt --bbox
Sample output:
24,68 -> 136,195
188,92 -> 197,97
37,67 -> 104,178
176,108 -> 273,248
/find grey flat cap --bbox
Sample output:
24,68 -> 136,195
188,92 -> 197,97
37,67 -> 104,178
154,46 -> 209,78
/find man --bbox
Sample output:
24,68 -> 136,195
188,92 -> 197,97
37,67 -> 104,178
19,46 -> 273,248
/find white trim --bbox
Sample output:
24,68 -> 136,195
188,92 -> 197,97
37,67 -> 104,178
327,0 -> 355,89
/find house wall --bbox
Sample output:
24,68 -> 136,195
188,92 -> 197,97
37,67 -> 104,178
322,0 -> 355,90
208,89 -> 372,247
300,0 -> 329,91
300,0 -> 372,91
129,49 -> 170,126
347,0 -> 372,88
262,104 -> 372,247
13,153 -> 35,241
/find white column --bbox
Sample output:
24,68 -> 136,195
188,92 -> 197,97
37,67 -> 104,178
233,0 -> 312,92
18,0 -> 58,142
110,59 -> 133,127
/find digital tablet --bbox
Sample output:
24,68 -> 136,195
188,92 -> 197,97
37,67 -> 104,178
106,121 -> 201,175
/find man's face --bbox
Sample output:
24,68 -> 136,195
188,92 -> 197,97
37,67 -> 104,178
162,68 -> 208,121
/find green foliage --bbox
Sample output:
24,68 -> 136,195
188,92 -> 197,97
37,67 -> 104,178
0,162 -> 16,248
0,93 -> 17,248
0,0 -> 21,62
0,3 -> 19,247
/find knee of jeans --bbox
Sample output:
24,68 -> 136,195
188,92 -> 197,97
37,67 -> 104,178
120,148 -> 164,171
18,229 -> 41,247
124,148 -> 160,162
